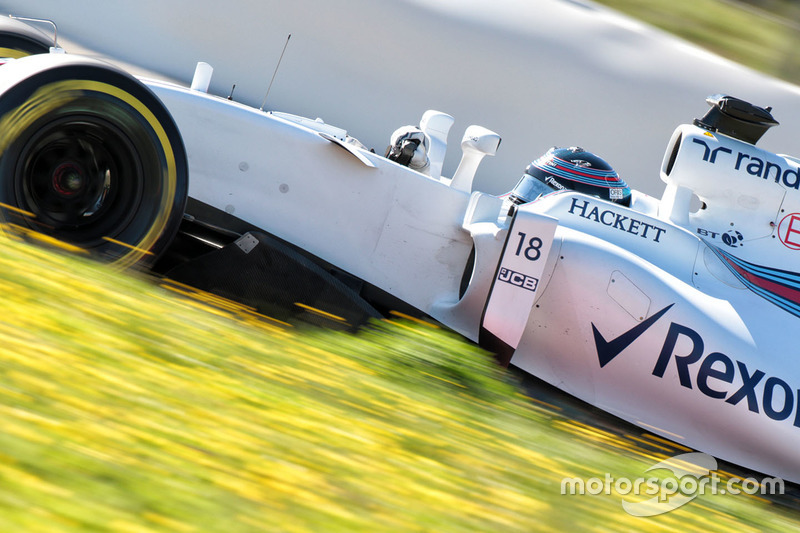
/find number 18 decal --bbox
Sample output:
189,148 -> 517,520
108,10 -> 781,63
515,232 -> 543,261
482,210 -> 559,350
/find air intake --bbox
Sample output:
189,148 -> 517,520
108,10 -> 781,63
693,94 -> 778,145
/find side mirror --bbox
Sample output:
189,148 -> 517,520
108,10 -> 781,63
449,126 -> 501,193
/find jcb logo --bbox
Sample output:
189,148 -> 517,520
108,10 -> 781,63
498,268 -> 539,292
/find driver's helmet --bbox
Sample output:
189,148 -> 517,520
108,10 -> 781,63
509,146 -> 631,206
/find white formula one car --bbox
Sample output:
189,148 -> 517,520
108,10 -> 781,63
2,18 -> 799,483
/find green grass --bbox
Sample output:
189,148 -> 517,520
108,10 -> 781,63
0,234 -> 798,530
592,0 -> 800,84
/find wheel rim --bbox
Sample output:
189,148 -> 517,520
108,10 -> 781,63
13,115 -> 147,247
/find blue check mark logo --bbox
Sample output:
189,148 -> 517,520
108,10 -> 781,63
592,304 -> 674,368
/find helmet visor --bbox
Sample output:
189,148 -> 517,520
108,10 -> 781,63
509,174 -> 558,204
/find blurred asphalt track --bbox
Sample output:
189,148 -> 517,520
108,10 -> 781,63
3,0 -> 800,198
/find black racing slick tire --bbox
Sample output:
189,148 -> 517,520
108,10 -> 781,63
0,55 -> 188,269
0,17 -> 52,58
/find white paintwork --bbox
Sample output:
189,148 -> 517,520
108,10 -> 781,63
148,78 -> 476,314
660,124 -> 800,271
144,67 -> 800,484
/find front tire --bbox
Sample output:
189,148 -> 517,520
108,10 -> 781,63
0,55 -> 188,268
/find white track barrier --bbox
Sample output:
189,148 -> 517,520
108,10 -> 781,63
3,0 -> 799,197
